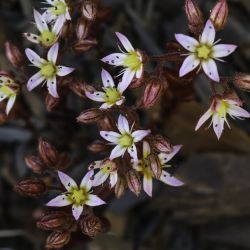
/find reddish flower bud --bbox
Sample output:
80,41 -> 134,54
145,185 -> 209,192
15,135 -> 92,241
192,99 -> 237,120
76,18 -> 89,40
82,1 -> 98,21
129,73 -> 147,89
14,178 -> 47,197
37,211 -> 75,231
69,81 -> 94,98
148,154 -> 162,179
73,39 -> 98,53
60,21 -> 72,39
45,231 -> 71,249
97,116 -> 116,131
38,138 -> 60,167
185,0 -> 204,34
4,42 -> 25,68
115,177 -> 126,198
126,170 -> 141,196
210,0 -> 228,31
88,140 -> 110,153
152,135 -> 173,153
45,93 -> 60,112
25,156 -> 46,174
234,74 -> 250,91
77,108 -> 104,124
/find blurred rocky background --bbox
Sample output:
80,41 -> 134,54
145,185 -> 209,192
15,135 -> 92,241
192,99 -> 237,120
0,0 -> 250,249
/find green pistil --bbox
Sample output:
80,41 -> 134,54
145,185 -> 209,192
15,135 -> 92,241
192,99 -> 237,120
123,51 -> 142,71
119,133 -> 133,148
40,62 -> 57,78
196,44 -> 212,60
39,30 -> 56,47
217,100 -> 228,118
103,88 -> 121,104
51,1 -> 67,16
69,188 -> 88,206
138,159 -> 153,179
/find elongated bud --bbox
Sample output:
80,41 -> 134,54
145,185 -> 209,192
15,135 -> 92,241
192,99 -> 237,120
82,1 -> 98,21
210,0 -> 228,31
5,42 -> 25,68
45,93 -> 60,112
73,39 -> 98,53
234,74 -> 250,91
14,178 -> 47,197
115,177 -> 126,198
76,18 -> 89,40
152,135 -> 173,153
143,76 -> 163,108
37,211 -> 74,231
148,154 -> 162,179
185,0 -> 204,34
45,231 -> 71,249
38,138 -> 59,167
88,140 -> 110,153
97,116 -> 116,131
69,81 -> 94,98
25,156 -> 46,174
80,215 -> 104,238
77,108 -> 104,124
126,170 -> 141,196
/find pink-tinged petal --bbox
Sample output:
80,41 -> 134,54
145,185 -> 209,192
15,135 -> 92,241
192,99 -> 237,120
202,59 -> 219,82
46,194 -> 71,207
6,95 -> 16,115
100,131 -> 120,143
115,32 -> 134,52
92,171 -> 109,187
80,170 -> 94,191
132,130 -> 151,143
110,145 -> 126,160
33,9 -> 48,33
110,172 -> 118,188
143,175 -> 153,197
47,43 -> 59,63
227,105 -> 250,118
212,44 -> 237,58
175,34 -> 199,52
85,194 -> 106,206
47,77 -> 59,98
143,141 -> 151,158
58,171 -> 77,191
85,91 -> 105,102
116,98 -> 124,106
72,204 -> 83,221
136,65 -> 143,79
158,145 -> 183,165
25,48 -> 44,67
212,114 -> 224,140
117,69 -> 135,93
128,144 -> 138,161
52,14 -> 65,35
65,10 -> 71,20
195,108 -> 213,131
100,102 -> 113,109
160,170 -> 184,187
23,33 -> 39,44
101,53 -> 126,66
179,54 -> 200,77
117,115 -> 130,134
57,66 -> 75,76
101,69 -> 114,88
27,72 -> 45,91
200,20 -> 216,45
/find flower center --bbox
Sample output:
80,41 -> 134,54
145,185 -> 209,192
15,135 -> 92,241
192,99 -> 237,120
51,1 -> 67,16
123,51 -> 142,72
196,45 -> 211,60
104,88 -> 121,104
39,30 -> 56,47
119,133 -> 133,148
69,188 -> 88,205
40,62 -> 57,78
0,86 -> 14,96
216,100 -> 229,118
138,159 -> 153,178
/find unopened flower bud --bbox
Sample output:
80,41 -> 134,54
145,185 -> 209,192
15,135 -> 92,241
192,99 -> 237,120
4,41 -> 25,68
152,135 -> 173,153
210,0 -> 228,31
234,74 -> 250,91
45,93 -> 60,112
97,116 -> 116,131
69,81 -> 94,98
73,39 -> 98,53
45,231 -> 71,249
37,211 -> 74,231
82,1 -> 98,21
126,170 -> 141,196
76,18 -> 89,40
25,156 -> 46,174
77,108 -> 104,124
38,138 -> 59,167
129,73 -> 148,89
60,21 -> 72,39
88,140 -> 110,153
14,178 -> 47,197
185,0 -> 204,34
115,177 -> 126,198
148,154 -> 162,179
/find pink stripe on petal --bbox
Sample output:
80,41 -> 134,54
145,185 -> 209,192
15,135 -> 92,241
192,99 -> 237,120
143,176 -> 153,197
200,20 -> 216,45
72,204 -> 83,221
202,59 -> 219,82
115,32 -> 134,52
101,69 -> 114,88
175,34 -> 199,52
85,194 -> 106,206
179,55 -> 200,77
212,44 -> 237,58
47,43 -> 59,63
195,109 -> 212,131
58,171 -> 77,191
118,115 -> 130,134
160,170 -> 184,187
46,194 -> 71,207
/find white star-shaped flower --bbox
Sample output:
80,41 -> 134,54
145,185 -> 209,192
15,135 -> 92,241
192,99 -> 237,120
195,96 -> 250,139
46,170 -> 105,221
100,115 -> 150,160
175,19 -> 237,82
101,32 -> 143,90
25,42 -> 74,98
